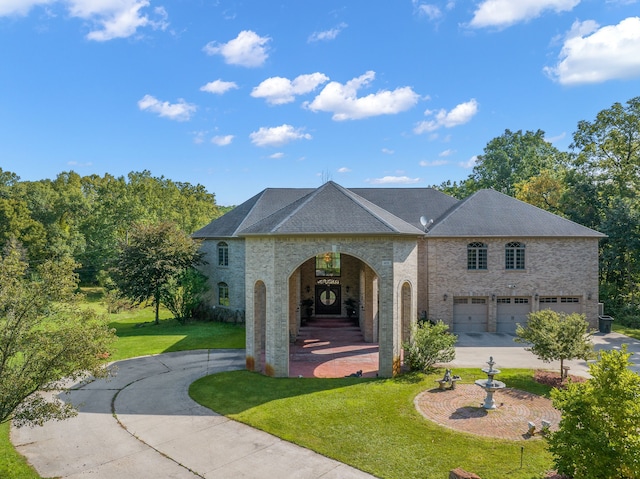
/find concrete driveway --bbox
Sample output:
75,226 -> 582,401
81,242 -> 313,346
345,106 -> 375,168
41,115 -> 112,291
449,331 -> 640,377
11,332 -> 640,478
11,349 -> 375,479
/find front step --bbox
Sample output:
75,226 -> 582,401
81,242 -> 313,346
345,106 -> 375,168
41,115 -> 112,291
297,317 -> 364,342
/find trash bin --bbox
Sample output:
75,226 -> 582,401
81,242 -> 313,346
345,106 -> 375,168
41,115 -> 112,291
598,315 -> 614,334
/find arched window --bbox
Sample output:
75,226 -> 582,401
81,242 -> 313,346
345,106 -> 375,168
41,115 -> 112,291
218,282 -> 229,306
505,242 -> 525,270
467,242 -> 487,270
217,241 -> 228,267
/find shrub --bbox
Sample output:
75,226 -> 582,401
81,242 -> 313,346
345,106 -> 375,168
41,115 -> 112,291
403,320 -> 456,373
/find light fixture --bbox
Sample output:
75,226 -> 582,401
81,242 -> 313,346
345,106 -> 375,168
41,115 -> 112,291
534,293 -> 539,300
443,294 -> 448,301
491,294 -> 496,301
588,292 -> 592,300
346,285 -> 350,293
306,285 -> 310,293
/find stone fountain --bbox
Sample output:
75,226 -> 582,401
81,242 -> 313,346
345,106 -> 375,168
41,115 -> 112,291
475,356 -> 506,410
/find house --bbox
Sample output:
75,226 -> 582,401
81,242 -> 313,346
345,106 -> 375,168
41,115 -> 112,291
193,181 -> 605,378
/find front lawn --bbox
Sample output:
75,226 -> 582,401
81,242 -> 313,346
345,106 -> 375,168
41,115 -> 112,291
190,368 -> 554,479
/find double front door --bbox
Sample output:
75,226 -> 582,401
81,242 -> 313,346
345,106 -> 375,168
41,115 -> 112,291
315,285 -> 341,315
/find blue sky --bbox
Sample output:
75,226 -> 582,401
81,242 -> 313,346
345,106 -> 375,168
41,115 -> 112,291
1,1 -> 640,206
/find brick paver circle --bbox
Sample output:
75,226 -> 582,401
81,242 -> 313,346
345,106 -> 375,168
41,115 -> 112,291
414,384 -> 561,441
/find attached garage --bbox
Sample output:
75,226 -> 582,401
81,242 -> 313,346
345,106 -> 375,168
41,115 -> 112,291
496,297 -> 531,333
539,296 -> 582,315
453,297 -> 488,332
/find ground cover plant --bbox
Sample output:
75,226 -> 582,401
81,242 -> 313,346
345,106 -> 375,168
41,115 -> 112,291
190,368 -> 555,479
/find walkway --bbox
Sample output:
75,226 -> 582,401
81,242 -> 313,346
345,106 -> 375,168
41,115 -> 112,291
11,350 -> 375,479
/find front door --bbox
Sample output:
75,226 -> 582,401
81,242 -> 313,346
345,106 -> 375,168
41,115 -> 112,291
315,285 -> 341,315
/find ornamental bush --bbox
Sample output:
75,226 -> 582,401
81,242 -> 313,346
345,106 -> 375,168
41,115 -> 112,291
403,320 -> 456,373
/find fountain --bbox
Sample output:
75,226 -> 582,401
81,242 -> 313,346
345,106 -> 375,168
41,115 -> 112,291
475,356 -> 506,410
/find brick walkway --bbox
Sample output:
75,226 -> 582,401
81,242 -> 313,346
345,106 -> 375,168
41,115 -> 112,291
414,384 -> 561,441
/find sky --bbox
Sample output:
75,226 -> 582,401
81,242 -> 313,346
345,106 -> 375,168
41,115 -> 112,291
1,1 -> 640,206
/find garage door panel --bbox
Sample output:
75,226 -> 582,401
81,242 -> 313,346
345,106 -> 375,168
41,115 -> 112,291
453,297 -> 488,333
496,297 -> 530,333
539,297 -> 582,315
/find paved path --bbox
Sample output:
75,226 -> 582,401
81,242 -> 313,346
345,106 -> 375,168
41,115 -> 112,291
11,332 -> 640,478
448,331 -> 640,377
11,350 -> 374,479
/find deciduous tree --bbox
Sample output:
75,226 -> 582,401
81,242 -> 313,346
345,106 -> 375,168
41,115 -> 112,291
549,347 -> 640,478
515,310 -> 594,377
0,239 -> 115,426
403,321 -> 456,373
111,222 -> 205,324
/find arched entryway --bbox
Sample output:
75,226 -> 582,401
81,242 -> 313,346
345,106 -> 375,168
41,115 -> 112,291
288,251 -> 380,378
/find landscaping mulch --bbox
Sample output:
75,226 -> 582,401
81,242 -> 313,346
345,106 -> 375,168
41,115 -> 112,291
534,370 -> 587,389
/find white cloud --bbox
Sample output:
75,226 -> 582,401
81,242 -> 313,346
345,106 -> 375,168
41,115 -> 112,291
460,155 -> 478,169
305,71 -> 420,121
419,159 -> 448,166
415,3 -> 442,21
439,149 -> 455,157
308,22 -> 347,42
0,0 -> 53,16
337,167 -> 351,173
366,176 -> 421,185
200,79 -> 239,94
381,148 -> 395,155
544,17 -> 640,85
249,124 -> 312,147
414,99 -> 479,134
1,0 -> 168,40
203,30 -> 270,68
269,152 -> 284,159
469,0 -> 579,29
251,73 -> 329,105
67,160 -> 93,167
211,135 -> 234,146
137,94 -> 196,121
71,0 -> 168,41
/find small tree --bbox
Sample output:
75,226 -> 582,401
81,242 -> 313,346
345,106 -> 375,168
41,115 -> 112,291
160,267 -> 209,324
403,320 -> 456,373
549,346 -> 640,478
111,222 -> 205,324
515,310 -> 594,377
0,238 -> 116,427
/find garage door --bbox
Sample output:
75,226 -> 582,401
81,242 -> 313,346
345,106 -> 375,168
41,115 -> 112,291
539,296 -> 582,315
453,297 -> 488,333
496,297 -> 531,333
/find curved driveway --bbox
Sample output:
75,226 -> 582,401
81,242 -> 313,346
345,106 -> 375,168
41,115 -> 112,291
11,332 -> 640,478
11,349 -> 374,479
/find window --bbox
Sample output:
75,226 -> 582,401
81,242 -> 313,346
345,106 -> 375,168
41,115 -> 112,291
315,252 -> 341,277
539,297 -> 557,303
217,241 -> 228,267
561,297 -> 580,303
467,242 -> 487,270
505,242 -> 525,270
218,282 -> 229,306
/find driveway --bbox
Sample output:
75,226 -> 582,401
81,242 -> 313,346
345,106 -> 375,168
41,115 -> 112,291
11,349 -> 375,479
449,331 -> 640,377
11,332 -> 640,478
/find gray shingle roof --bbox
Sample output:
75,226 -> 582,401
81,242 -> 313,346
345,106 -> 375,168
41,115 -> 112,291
427,189 -> 606,238
193,183 -> 605,239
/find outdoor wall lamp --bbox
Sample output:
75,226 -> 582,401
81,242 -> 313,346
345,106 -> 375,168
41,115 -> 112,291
306,285 -> 310,293
588,292 -> 592,300
443,294 -> 448,301
491,294 -> 496,301
534,293 -> 539,300
346,285 -> 350,293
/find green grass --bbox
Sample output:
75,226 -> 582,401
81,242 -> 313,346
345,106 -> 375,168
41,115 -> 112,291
0,422 -> 40,479
190,368 -> 555,479
613,322 -> 640,340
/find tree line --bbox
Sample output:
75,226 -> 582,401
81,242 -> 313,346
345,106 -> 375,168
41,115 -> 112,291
0,169 -> 227,284
436,96 -> 640,324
